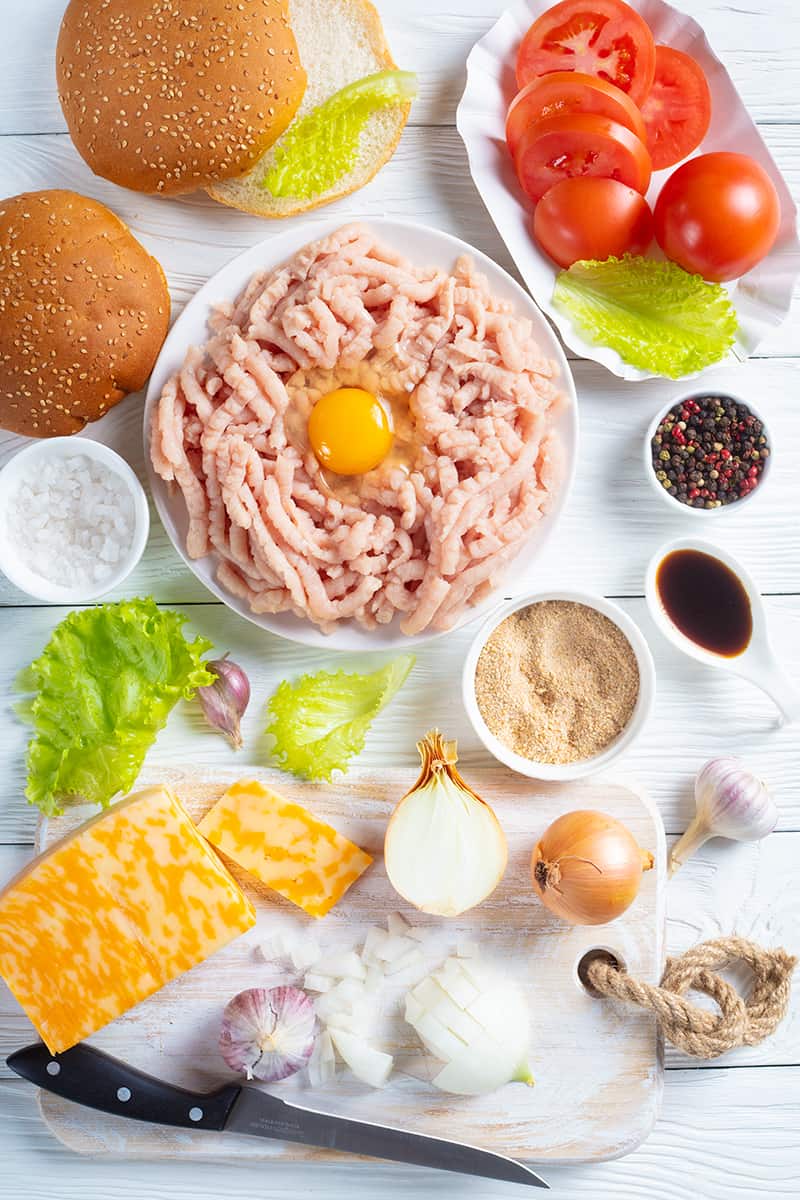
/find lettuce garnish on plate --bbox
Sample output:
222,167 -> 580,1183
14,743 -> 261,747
264,70 -> 417,200
266,654 -> 415,781
16,598 -> 214,816
552,254 -> 738,378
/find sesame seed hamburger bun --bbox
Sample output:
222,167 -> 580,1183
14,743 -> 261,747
56,0 -> 306,196
0,190 -> 170,438
209,0 -> 411,217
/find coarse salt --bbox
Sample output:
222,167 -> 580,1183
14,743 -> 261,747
5,454 -> 136,590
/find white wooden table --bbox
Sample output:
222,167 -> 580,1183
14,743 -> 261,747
0,1 -> 798,1197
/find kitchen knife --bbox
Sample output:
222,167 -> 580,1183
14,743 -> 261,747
8,1042 -> 548,1188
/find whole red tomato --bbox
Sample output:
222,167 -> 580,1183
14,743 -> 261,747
654,153 -> 781,282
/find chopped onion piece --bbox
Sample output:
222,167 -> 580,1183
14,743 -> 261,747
315,979 -> 365,1021
290,937 -> 322,972
413,976 -> 449,1011
361,926 -> 389,963
384,947 -> 425,976
435,962 -> 479,1010
456,941 -> 479,959
324,1010 -> 369,1036
257,934 -> 291,963
376,933 -> 415,963
411,1010 -> 468,1061
328,1028 -> 393,1088
304,972 -> 335,993
307,1030 -> 336,1087
364,963 -> 384,994
313,951 -> 366,981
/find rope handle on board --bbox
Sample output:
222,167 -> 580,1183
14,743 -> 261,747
584,937 -> 797,1059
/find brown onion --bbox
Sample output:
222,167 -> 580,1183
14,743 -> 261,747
531,810 -> 654,926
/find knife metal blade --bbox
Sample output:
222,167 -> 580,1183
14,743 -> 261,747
7,1042 -> 548,1188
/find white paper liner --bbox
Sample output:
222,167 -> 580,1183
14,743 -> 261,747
456,0 -> 800,381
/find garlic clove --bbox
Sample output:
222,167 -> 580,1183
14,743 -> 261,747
196,656 -> 251,749
219,986 -> 316,1083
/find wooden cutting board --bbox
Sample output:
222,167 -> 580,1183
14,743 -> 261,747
36,765 -> 666,1164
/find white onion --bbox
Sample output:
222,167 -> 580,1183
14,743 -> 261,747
328,1028 -> 393,1088
385,731 -> 507,917
404,958 -> 533,1095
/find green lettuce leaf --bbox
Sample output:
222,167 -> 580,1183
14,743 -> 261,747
264,70 -> 417,200
266,655 -> 415,781
17,598 -> 214,816
552,255 -> 738,379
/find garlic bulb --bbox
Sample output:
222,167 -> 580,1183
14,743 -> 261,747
669,757 -> 777,876
384,730 -> 507,917
219,986 -> 316,1082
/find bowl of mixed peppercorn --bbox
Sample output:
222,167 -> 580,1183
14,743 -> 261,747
645,391 -> 772,514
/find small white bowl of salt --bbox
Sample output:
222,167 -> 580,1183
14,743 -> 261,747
0,438 -> 149,603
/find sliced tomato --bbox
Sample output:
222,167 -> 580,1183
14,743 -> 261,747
516,0 -> 656,107
514,113 -> 652,204
506,71 -> 647,160
533,177 -> 653,266
640,45 -> 711,170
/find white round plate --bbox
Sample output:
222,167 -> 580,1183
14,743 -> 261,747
144,217 -> 577,651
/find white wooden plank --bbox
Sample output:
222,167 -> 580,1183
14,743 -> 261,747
1,0 -> 799,133
0,124 -> 798,356
0,1066 -> 798,1198
0,596 -> 798,844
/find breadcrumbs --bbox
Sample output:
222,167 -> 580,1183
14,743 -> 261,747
475,601 -> 640,764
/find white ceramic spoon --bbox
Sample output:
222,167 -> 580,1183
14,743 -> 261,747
645,537 -> 800,726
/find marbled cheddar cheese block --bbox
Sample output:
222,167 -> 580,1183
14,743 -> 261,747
0,785 -> 255,1054
198,779 -> 373,918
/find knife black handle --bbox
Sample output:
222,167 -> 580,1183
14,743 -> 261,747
7,1042 -> 242,1133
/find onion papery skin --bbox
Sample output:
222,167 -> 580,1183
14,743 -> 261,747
531,809 -> 654,926
384,731 -> 507,917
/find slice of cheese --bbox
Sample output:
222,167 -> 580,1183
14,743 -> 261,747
197,779 -> 373,918
0,785 -> 255,1054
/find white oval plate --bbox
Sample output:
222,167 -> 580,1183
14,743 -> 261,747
144,217 -> 578,652
456,0 -> 800,382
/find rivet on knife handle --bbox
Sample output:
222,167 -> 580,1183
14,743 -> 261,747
6,1042 -> 242,1132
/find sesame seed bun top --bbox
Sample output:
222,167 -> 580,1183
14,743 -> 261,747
56,0 -> 306,195
0,190 -> 171,438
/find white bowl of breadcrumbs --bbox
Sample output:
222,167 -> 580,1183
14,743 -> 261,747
463,590 -> 656,781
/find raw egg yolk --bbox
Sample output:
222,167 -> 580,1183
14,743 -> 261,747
308,387 -> 393,476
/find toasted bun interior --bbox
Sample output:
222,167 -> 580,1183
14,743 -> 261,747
56,0 -> 306,195
208,0 -> 410,217
0,190 -> 170,438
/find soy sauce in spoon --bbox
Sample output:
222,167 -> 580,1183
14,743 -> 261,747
655,548 -> 752,657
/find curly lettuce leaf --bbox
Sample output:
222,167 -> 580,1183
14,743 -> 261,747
17,598 -> 214,816
266,655 -> 415,781
264,70 -> 417,200
553,255 -> 738,379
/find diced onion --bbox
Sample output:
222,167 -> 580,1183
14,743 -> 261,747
328,1028 -> 393,1088
404,957 -> 533,1095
